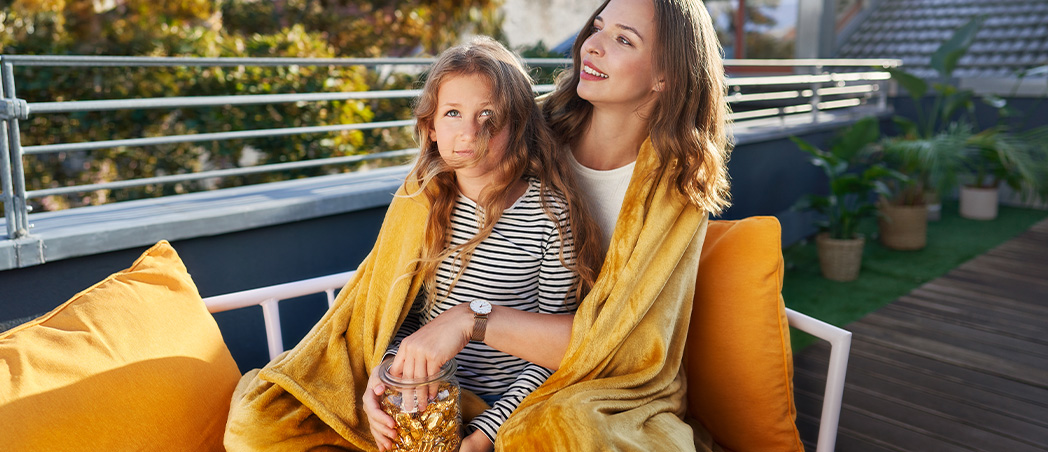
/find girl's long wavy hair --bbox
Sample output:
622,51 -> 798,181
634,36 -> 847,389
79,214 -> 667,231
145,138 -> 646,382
541,0 -> 733,215
406,36 -> 602,310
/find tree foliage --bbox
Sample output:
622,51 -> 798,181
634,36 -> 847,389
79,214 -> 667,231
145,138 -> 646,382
0,0 -> 503,212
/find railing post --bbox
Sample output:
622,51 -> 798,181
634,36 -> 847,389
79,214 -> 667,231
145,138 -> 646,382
0,60 -> 30,239
810,64 -> 823,124
0,125 -> 15,239
877,69 -> 889,111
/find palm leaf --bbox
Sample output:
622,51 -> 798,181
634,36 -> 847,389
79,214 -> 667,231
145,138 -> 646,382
930,17 -> 983,78
887,67 -> 927,101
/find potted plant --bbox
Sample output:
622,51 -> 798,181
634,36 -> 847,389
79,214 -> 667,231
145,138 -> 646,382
875,122 -> 972,249
791,117 -> 902,281
958,71 -> 1048,220
881,17 -> 982,224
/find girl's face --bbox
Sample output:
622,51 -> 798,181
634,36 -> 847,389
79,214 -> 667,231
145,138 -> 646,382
577,0 -> 661,111
429,73 -> 510,183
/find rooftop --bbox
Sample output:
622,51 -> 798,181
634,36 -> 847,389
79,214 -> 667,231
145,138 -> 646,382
838,0 -> 1048,78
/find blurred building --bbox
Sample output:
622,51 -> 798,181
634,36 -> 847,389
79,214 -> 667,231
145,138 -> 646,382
838,0 -> 1048,78
500,0 -> 604,51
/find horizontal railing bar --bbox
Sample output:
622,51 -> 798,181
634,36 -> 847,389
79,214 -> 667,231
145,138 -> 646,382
730,90 -> 803,103
22,119 -> 417,155
1,55 -> 901,69
814,72 -> 892,83
1,55 -> 440,67
728,71 -> 891,87
730,107 -> 785,121
818,98 -> 863,109
727,84 -> 878,104
25,84 -> 557,116
29,90 -> 421,114
724,58 -> 901,67
727,97 -> 867,121
519,58 -> 573,67
817,84 -> 878,96
25,148 -> 418,198
783,104 -> 814,114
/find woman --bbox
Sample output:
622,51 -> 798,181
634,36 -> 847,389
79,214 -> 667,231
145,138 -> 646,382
369,0 -> 731,450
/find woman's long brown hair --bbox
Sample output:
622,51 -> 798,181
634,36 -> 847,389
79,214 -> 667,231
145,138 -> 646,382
406,36 -> 602,310
541,0 -> 733,215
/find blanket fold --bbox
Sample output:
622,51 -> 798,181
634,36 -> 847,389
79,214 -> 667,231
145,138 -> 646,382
495,139 -> 712,451
224,139 -> 716,452
225,181 -> 432,451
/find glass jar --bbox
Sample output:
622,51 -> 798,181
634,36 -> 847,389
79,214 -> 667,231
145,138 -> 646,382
378,356 -> 461,452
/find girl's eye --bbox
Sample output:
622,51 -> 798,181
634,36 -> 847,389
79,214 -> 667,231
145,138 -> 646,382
618,36 -> 632,46
590,25 -> 601,34
479,109 -> 493,117
444,109 -> 460,118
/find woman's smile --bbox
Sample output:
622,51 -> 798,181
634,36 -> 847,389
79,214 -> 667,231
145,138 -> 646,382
581,61 -> 609,80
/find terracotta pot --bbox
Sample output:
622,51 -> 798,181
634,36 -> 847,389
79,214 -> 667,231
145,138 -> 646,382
878,202 -> 927,250
816,233 -> 865,282
960,185 -> 999,220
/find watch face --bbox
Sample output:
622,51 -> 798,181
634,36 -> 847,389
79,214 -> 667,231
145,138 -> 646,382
470,299 -> 491,315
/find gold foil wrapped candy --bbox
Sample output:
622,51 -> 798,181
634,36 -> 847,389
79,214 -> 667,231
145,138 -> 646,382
379,357 -> 461,452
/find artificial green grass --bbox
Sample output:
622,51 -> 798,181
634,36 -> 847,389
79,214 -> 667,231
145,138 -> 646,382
783,201 -> 1048,352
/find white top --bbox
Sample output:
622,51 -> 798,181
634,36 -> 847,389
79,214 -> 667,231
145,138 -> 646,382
567,150 -> 636,249
388,178 -> 578,443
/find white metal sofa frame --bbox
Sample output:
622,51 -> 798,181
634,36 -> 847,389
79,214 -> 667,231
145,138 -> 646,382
203,271 -> 852,452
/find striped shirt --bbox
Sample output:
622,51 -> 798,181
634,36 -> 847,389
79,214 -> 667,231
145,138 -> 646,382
389,178 -> 578,443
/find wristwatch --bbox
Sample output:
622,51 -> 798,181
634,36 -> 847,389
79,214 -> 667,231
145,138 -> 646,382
468,299 -> 491,342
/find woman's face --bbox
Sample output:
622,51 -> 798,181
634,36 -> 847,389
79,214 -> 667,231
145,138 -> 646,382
429,72 -> 509,183
577,0 -> 661,112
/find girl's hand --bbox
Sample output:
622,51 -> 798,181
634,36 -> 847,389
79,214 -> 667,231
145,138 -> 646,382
389,303 -> 473,382
362,363 -> 397,451
459,430 -> 495,452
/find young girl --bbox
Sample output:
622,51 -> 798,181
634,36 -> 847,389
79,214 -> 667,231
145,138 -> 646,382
363,36 -> 602,452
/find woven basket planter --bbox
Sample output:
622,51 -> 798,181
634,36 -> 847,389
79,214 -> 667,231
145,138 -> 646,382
878,202 -> 927,250
816,233 -> 865,282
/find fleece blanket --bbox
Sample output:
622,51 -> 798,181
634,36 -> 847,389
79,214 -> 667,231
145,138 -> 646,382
495,138 -> 713,451
224,138 -> 716,451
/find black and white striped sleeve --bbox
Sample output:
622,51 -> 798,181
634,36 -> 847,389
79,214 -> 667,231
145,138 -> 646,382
539,203 -> 579,314
465,363 -> 554,443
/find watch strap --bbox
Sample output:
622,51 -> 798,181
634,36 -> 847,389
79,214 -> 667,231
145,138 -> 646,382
471,314 -> 488,342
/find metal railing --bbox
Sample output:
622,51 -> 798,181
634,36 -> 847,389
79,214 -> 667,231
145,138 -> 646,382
0,55 -> 900,240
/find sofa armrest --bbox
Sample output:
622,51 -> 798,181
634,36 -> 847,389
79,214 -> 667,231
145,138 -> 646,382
786,308 -> 852,452
204,271 -> 355,360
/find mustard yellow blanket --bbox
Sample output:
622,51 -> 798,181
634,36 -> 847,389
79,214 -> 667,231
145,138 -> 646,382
224,139 -> 715,451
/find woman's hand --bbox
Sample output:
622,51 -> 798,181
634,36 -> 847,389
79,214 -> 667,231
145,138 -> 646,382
459,430 -> 494,452
389,303 -> 473,381
362,363 -> 397,451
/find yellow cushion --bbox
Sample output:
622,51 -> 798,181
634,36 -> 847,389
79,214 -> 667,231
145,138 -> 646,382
685,217 -> 803,451
0,241 -> 241,451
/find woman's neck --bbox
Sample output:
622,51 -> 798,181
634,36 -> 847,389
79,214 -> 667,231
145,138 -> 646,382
572,107 -> 650,171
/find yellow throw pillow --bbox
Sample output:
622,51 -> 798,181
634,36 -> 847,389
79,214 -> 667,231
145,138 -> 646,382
685,217 -> 803,451
0,240 -> 241,452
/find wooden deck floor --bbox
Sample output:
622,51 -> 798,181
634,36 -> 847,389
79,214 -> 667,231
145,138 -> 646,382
793,218 -> 1048,451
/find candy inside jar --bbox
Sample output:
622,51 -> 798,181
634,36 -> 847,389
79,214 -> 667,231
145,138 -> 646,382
378,357 -> 461,452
